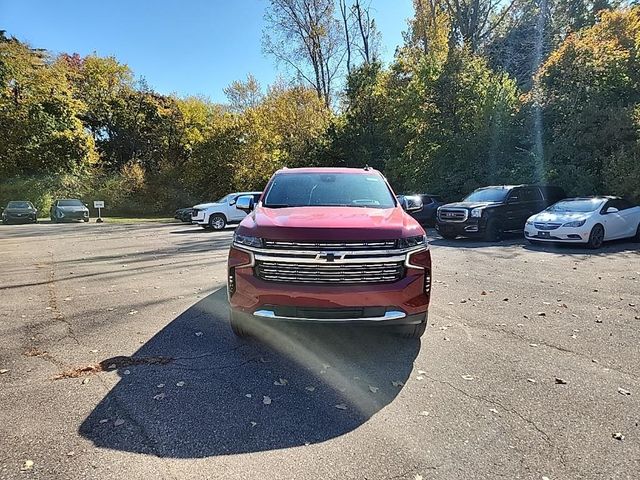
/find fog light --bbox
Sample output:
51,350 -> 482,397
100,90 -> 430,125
228,268 -> 236,297
424,268 -> 431,294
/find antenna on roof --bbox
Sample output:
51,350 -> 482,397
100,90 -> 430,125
364,164 -> 371,171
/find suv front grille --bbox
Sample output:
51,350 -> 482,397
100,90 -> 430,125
255,260 -> 404,284
263,240 -> 397,251
438,208 -> 468,223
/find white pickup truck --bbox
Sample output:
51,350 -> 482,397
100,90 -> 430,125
191,192 -> 262,230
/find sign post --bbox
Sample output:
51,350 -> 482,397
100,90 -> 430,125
93,200 -> 105,223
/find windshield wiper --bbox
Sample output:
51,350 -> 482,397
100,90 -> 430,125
264,204 -> 293,208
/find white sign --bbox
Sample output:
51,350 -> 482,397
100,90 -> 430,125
93,201 -> 105,208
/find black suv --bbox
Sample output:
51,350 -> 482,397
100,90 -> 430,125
436,185 -> 566,241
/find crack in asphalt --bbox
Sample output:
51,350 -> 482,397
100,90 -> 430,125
422,374 -> 569,470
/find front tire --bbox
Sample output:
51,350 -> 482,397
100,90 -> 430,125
229,310 -> 251,337
83,218 -> 89,223
395,321 -> 427,339
209,214 -> 227,230
632,224 -> 640,243
587,224 -> 605,249
483,218 -> 502,242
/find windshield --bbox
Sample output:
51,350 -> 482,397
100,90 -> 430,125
463,188 -> 509,203
58,199 -> 84,207
263,172 -> 396,208
215,194 -> 232,204
7,201 -> 32,209
547,199 -> 604,213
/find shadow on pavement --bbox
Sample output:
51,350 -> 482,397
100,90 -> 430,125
79,288 -> 419,458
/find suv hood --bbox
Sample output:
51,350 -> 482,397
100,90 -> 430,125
238,206 -> 423,241
193,202 -> 220,209
441,201 -> 498,209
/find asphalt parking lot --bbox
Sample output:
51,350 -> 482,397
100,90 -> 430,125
1,222 -> 639,479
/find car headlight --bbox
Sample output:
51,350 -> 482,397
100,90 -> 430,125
470,208 -> 483,218
398,234 -> 428,249
525,219 -> 534,225
233,233 -> 263,248
563,220 -> 586,228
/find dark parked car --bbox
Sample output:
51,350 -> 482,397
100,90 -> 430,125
2,201 -> 38,224
436,185 -> 566,241
174,207 -> 194,222
400,193 -> 444,227
50,199 -> 90,223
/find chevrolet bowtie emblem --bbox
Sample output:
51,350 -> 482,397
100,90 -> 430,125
315,252 -> 345,262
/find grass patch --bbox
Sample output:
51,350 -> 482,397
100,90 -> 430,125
98,216 -> 175,224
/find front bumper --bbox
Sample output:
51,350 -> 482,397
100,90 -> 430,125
524,225 -> 590,243
436,218 -> 484,237
248,307 -> 427,326
191,211 -> 207,225
3,214 -> 36,223
229,264 -> 430,325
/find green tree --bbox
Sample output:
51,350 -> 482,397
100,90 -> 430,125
535,6 -> 640,198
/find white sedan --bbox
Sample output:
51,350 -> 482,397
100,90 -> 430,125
524,196 -> 640,249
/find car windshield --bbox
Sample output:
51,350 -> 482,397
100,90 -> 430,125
263,172 -> 396,208
58,199 -> 83,207
215,194 -> 232,204
7,201 -> 32,209
463,188 -> 509,203
547,199 -> 604,213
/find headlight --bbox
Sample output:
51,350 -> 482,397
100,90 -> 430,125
563,220 -> 586,228
233,233 -> 263,248
525,219 -> 534,225
398,234 -> 428,249
470,208 -> 483,218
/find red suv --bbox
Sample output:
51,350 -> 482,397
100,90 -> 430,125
226,167 -> 432,338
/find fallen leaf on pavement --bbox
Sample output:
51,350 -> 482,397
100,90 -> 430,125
245,393 -> 252,398
176,381 -> 185,387
0,369 -> 8,374
157,383 -> 165,388
537,312 -> 546,316
128,310 -> 138,315
461,375 -> 474,381
263,396 -> 272,405
153,393 -> 166,400
489,408 -> 499,414
81,378 -> 90,385
555,377 -> 567,385
114,419 -> 125,426
527,378 -> 536,383
416,375 -> 424,381
99,419 -> 109,424
368,385 -> 379,393
617,387 -> 631,396
392,381 -> 404,387
21,460 -> 34,471
418,411 -> 429,416
305,386 -> 315,392
334,403 -> 347,410
195,331 -> 203,337
250,421 -> 257,427
124,370 -> 130,375
612,432 -> 624,441
273,378 -> 288,386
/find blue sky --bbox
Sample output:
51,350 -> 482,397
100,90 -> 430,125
1,0 -> 413,102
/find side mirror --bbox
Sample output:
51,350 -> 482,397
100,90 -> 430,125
605,207 -> 619,214
236,195 -> 255,212
398,195 -> 423,213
